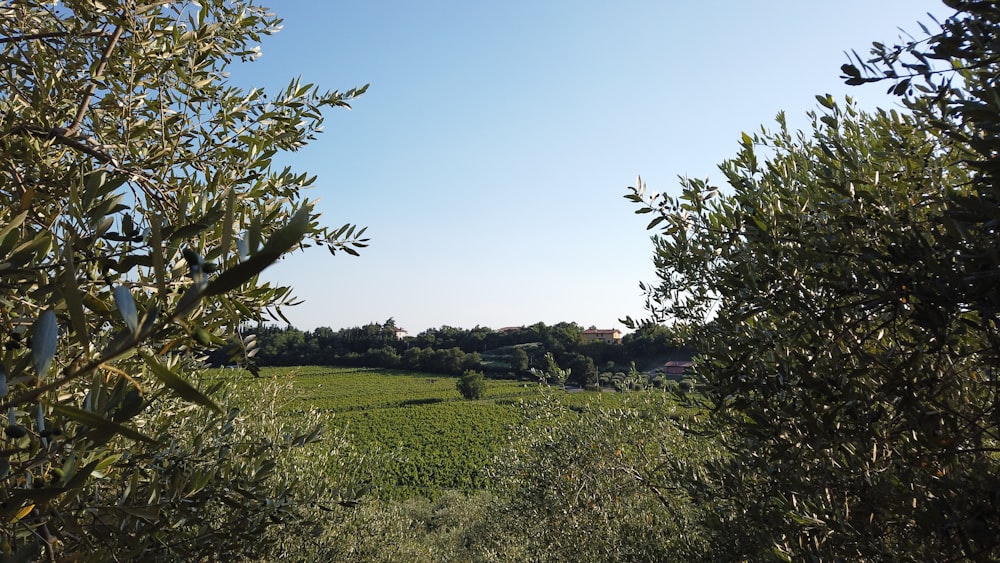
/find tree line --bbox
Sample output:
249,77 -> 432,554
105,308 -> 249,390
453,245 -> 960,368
224,319 -> 691,386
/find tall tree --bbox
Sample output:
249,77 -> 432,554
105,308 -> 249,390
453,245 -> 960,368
0,1 -> 367,558
626,3 -> 999,557
510,347 -> 530,373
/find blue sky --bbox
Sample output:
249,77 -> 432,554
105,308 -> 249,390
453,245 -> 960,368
235,1 -> 949,334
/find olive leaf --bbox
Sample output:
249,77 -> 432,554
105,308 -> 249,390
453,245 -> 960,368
204,207 -> 311,297
48,402 -> 155,444
113,285 -> 139,332
139,351 -> 221,413
32,310 -> 58,380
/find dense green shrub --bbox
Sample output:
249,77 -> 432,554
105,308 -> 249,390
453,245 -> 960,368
473,393 -> 721,561
457,370 -> 486,400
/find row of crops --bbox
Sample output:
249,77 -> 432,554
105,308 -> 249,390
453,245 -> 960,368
339,401 -> 525,497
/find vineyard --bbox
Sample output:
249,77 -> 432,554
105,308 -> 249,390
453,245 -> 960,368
268,366 -> 539,412
237,366 -> 636,499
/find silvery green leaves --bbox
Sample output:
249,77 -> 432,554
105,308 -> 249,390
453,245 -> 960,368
101,285 -> 158,361
174,208 -> 313,316
48,402 -> 154,444
326,223 -> 369,257
113,285 -> 139,332
182,248 -> 210,292
204,207 -> 312,297
0,1 -> 368,556
139,351 -> 221,414
32,310 -> 58,380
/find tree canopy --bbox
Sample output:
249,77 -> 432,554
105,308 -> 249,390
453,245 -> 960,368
627,1 -> 999,559
1,1 -> 367,558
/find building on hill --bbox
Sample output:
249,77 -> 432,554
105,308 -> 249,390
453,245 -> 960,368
394,327 -> 408,339
662,360 -> 693,379
581,328 -> 622,344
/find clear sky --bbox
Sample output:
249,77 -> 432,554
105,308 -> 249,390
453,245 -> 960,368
233,1 -> 950,334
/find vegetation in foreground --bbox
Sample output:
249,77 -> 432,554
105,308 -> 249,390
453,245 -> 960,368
230,366 -> 718,561
623,0 -> 1000,558
0,1 -> 368,560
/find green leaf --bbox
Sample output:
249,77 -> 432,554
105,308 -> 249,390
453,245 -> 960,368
751,215 -> 769,233
166,222 -> 213,242
0,210 -> 28,247
174,285 -> 205,317
139,351 -> 221,413
204,207 -> 311,297
99,328 -> 138,363
840,63 -> 860,78
32,310 -> 58,380
63,458 -> 101,490
221,188 -> 236,261
47,402 -> 156,444
3,487 -> 72,509
62,246 -> 91,351
113,285 -> 138,331
135,305 -> 159,340
83,170 -> 107,193
815,94 -> 836,109
8,233 -> 52,267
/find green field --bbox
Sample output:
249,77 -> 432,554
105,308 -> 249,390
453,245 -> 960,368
270,366 -> 540,412
250,366 -> 634,499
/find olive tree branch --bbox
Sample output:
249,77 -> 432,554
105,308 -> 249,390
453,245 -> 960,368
0,30 -> 110,44
3,123 -> 177,211
64,22 -> 124,137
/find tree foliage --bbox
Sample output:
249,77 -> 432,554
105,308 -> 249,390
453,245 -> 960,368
477,393 -> 720,561
0,1 -> 367,558
626,2 -> 999,559
456,369 -> 485,400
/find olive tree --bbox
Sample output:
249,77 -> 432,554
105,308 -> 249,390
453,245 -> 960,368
625,3 -> 999,557
0,1 -> 367,559
476,393 -> 720,561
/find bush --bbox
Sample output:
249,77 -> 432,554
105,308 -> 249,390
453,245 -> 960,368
475,393 -> 721,560
456,370 -> 486,400
25,372 -> 375,560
